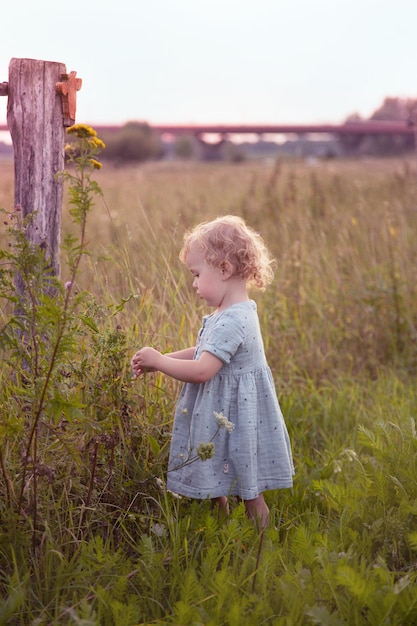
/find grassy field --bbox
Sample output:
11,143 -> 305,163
0,151 -> 417,625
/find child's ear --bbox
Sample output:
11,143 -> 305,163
220,260 -> 234,279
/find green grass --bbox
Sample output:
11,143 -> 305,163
0,152 -> 417,624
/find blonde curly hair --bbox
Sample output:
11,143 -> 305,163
179,215 -> 276,289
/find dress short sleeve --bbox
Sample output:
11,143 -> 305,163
200,308 -> 246,364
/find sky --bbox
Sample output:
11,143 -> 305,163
1,0 -> 417,133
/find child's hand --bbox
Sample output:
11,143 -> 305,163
131,347 -> 160,379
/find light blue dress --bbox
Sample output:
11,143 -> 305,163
166,300 -> 294,500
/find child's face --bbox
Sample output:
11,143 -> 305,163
185,247 -> 226,309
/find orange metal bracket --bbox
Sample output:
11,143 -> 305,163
56,71 -> 82,127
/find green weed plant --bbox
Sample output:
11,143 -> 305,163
0,151 -> 416,624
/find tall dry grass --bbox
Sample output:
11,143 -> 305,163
58,157 -> 417,383
2,155 -> 416,383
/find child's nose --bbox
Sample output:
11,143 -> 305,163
192,277 -> 198,288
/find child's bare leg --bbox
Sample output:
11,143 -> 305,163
244,494 -> 270,530
211,496 -> 229,516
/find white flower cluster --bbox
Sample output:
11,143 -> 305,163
214,411 -> 235,433
150,522 -> 166,538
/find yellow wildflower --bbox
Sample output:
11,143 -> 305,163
67,124 -> 97,138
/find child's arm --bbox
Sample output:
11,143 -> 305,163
165,347 -> 196,360
130,347 -> 195,376
131,347 -> 222,383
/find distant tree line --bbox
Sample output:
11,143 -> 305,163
97,97 -> 417,163
99,122 -> 165,164
341,97 -> 417,156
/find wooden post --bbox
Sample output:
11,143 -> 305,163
6,58 -> 82,279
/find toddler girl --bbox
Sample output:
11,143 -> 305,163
131,215 -> 294,529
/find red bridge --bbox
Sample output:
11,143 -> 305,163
92,121 -> 417,160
